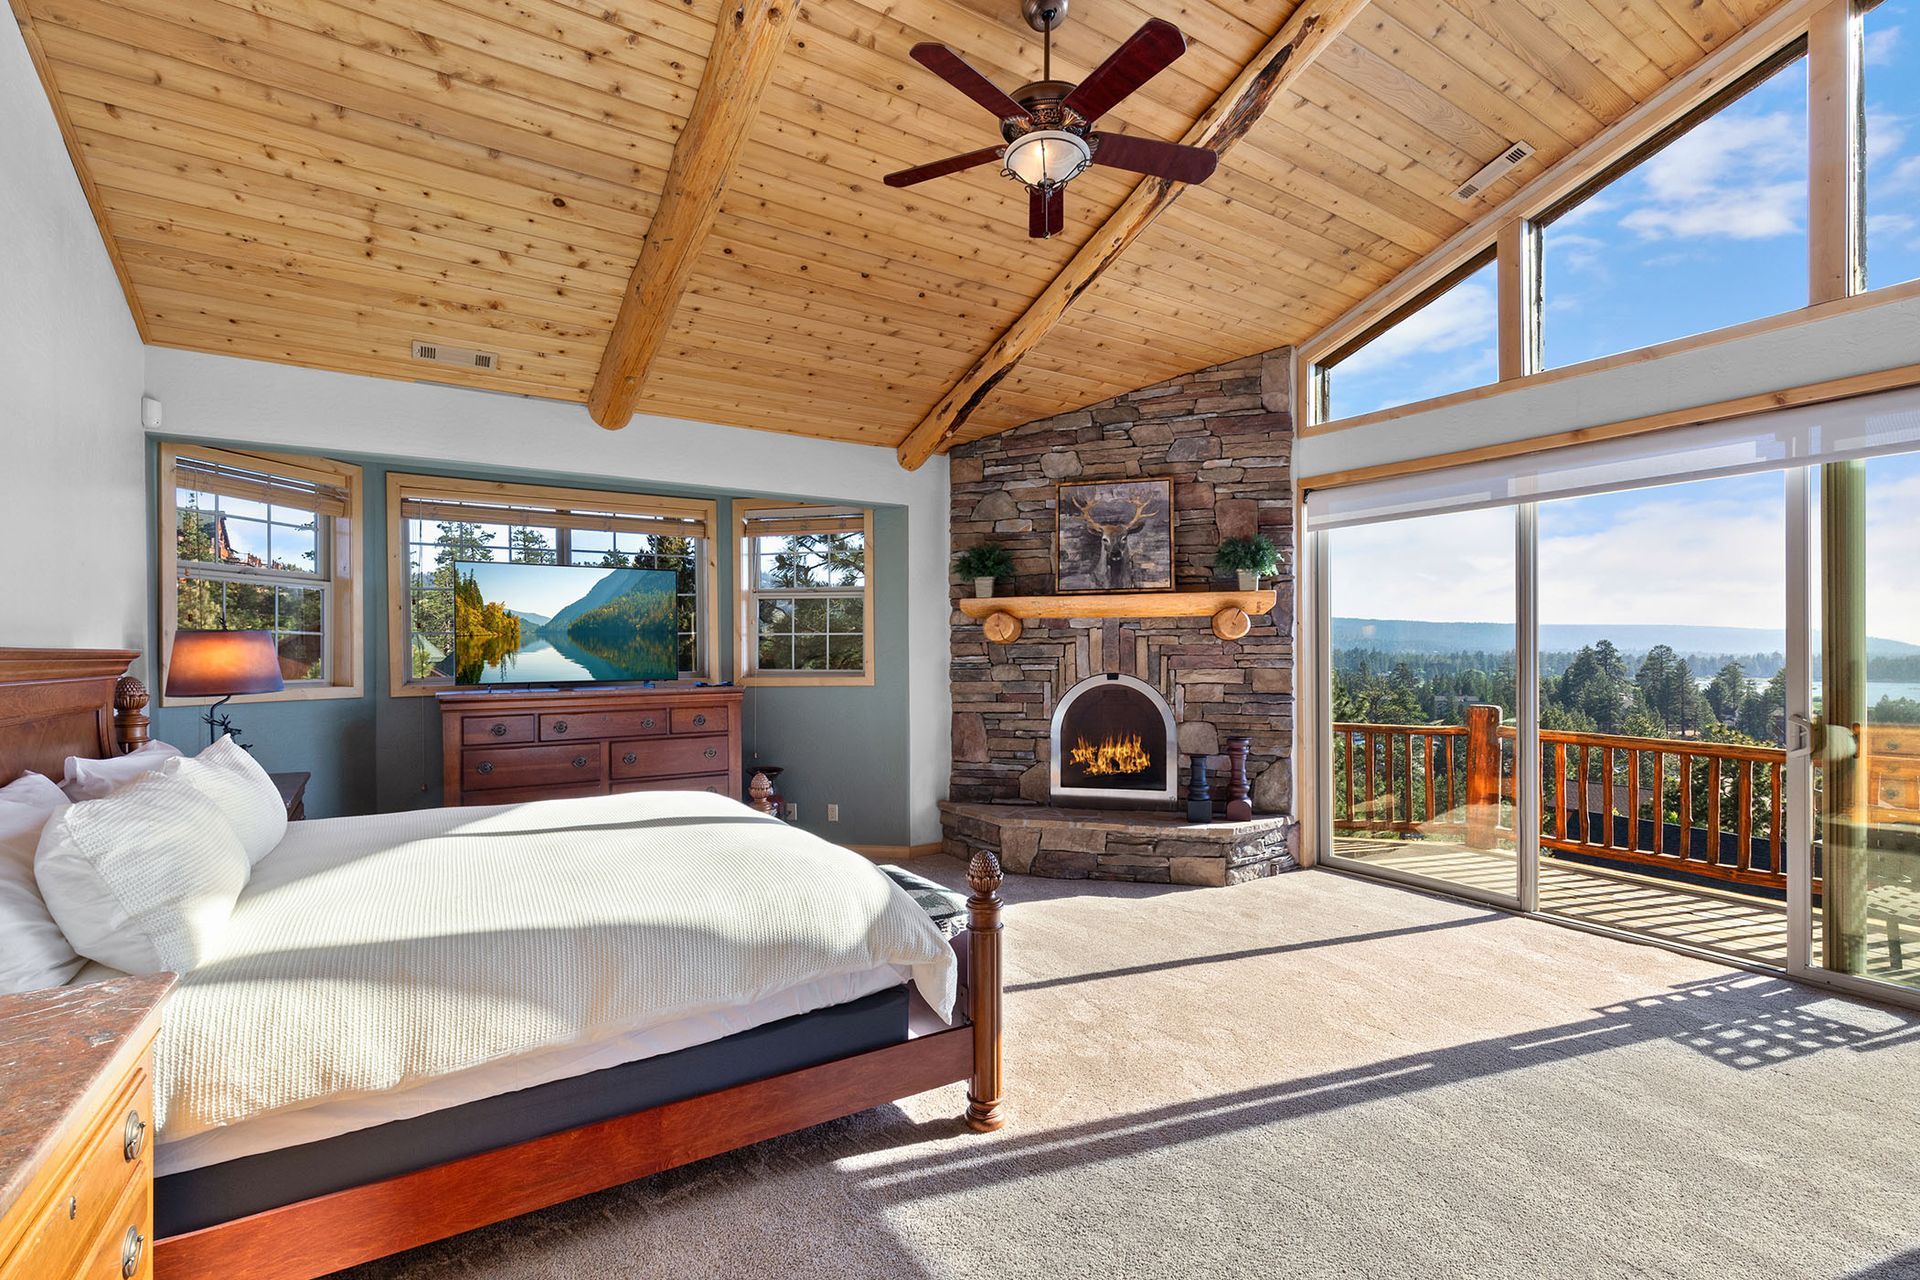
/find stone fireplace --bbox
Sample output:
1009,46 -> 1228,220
1050,673 -> 1177,806
941,347 -> 1300,885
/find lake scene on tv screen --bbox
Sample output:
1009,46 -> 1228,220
452,561 -> 678,684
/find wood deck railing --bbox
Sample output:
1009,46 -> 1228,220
1333,706 -> 1821,894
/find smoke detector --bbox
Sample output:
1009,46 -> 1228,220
411,339 -> 497,371
1451,141 -> 1534,203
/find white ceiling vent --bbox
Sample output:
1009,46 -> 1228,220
411,339 -> 498,371
1451,140 -> 1534,203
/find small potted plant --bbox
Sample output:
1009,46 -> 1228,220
955,542 -> 1015,598
1214,534 -> 1279,591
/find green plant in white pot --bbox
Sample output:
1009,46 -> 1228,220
955,542 -> 1015,599
1214,534 -> 1279,592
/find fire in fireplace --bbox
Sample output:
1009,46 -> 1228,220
1050,673 -> 1177,806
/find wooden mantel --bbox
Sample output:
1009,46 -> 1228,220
958,589 -> 1275,643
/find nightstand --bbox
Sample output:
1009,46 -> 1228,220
270,771 -> 310,822
0,973 -> 173,1280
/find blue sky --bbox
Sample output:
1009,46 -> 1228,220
1327,7 -> 1920,422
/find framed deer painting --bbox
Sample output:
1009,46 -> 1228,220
1054,478 -> 1175,593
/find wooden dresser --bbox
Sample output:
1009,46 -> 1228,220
438,686 -> 745,807
0,974 -> 173,1280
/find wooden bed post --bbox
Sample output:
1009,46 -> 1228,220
964,848 -> 1005,1133
114,676 -> 150,754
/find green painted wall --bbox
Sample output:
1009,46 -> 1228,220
145,439 -> 916,846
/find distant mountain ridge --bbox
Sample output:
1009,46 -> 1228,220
541,569 -> 655,635
1334,618 -> 1920,658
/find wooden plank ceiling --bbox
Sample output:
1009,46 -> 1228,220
11,0 -> 1784,455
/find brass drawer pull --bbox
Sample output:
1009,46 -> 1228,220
572,755 -> 590,769
122,1225 -> 145,1279
123,1108 -> 146,1161
703,746 -> 718,760
641,716 -> 656,729
692,713 -> 707,727
490,722 -> 509,737
476,761 -> 495,776
623,752 -> 638,766
553,720 -> 569,734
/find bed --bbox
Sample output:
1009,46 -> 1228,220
0,648 -> 1005,1280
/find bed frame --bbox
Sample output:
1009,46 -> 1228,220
0,648 -> 1005,1280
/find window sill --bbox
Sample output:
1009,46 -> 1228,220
159,681 -> 363,709
739,672 -> 876,688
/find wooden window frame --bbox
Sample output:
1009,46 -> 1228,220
735,500 -> 876,688
1296,0 -> 1909,440
157,441 -> 365,707
386,474 -> 720,697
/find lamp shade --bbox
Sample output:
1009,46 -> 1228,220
165,630 -> 287,698
1002,130 -> 1090,189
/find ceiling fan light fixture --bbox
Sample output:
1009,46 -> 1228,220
1002,130 -> 1091,190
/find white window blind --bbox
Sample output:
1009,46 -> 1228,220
1306,384 -> 1920,531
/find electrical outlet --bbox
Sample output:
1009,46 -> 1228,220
827,803 -> 840,823
785,803 -> 799,823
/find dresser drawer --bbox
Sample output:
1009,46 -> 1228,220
539,710 -> 670,742
69,1178 -> 149,1280
612,773 -> 731,797
463,743 -> 606,792
671,706 -> 728,735
460,714 -> 536,745
610,736 -> 728,780
0,1070 -> 149,1280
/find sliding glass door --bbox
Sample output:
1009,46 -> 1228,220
1308,385 -> 1920,1006
1322,508 -> 1522,905
1810,453 -> 1920,995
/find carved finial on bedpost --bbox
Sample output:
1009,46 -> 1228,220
748,771 -> 775,814
964,848 -> 1005,1133
113,676 -> 150,755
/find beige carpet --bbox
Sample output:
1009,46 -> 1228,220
339,863 -> 1920,1280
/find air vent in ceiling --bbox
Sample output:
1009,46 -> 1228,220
1451,140 -> 1534,203
411,339 -> 497,371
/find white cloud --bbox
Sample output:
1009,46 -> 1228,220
1329,507 -> 1515,624
1336,280 -> 1496,381
1866,107 -> 1908,167
1617,110 -> 1806,242
1866,22 -> 1903,67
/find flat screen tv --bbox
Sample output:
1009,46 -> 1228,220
450,561 -> 679,685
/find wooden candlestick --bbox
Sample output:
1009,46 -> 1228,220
1224,736 -> 1253,822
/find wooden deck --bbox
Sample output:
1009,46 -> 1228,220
1333,837 -> 1909,980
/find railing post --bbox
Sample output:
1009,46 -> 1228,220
1465,704 -> 1501,851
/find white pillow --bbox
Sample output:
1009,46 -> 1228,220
35,770 -> 250,974
62,741 -> 184,802
0,783 -> 83,993
164,735 -> 287,865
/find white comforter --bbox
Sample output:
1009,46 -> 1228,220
153,791 -> 956,1144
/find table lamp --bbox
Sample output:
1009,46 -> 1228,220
165,630 -> 285,748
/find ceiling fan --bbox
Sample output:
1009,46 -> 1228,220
884,1 -> 1218,239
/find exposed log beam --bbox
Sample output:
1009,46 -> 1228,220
894,0 -> 1373,469
588,0 -> 802,430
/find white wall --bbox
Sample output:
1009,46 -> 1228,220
1296,294 -> 1920,479
142,349 -> 954,842
0,17 -> 146,656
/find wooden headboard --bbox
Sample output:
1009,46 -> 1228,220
0,649 -> 147,787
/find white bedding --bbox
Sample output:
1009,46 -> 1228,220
144,791 -> 956,1156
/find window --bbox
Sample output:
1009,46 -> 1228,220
738,503 -> 873,684
1864,0 -> 1920,291
1539,47 -> 1810,369
1315,255 -> 1498,423
388,475 -> 716,693
159,443 -> 363,703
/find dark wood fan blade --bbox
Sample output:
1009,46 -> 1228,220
1062,19 -> 1187,124
910,43 -> 1033,120
1028,185 -> 1064,238
1089,132 -> 1217,184
884,146 -> 1004,187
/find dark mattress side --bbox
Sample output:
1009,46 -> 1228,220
156,983 -> 910,1237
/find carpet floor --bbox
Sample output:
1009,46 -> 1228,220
338,863 -> 1920,1280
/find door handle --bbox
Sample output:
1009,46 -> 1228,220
1787,713 -> 1814,759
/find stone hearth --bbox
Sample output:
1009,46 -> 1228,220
940,802 -> 1298,886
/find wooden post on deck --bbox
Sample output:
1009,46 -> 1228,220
1465,704 -> 1501,851
964,849 -> 1005,1133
